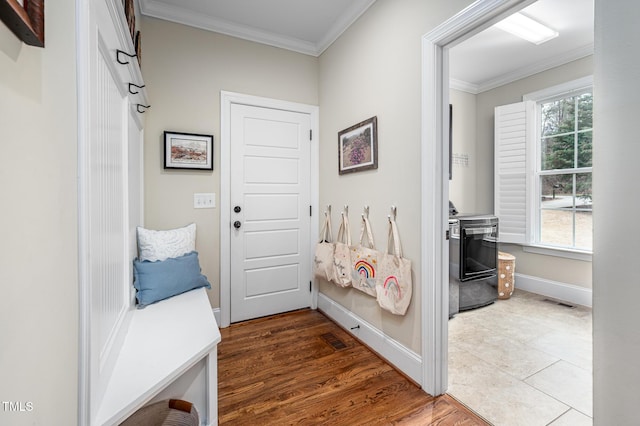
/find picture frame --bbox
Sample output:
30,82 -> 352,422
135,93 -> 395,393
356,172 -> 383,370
338,116 -> 378,175
124,0 -> 135,42
164,131 -> 214,170
0,0 -> 45,47
134,30 -> 141,65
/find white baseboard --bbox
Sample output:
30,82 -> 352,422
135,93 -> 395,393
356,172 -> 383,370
213,308 -> 221,326
515,273 -> 592,307
317,293 -> 422,385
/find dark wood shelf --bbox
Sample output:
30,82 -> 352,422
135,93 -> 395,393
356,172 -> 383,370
0,0 -> 44,47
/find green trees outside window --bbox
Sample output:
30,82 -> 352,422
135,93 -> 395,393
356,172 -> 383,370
538,92 -> 593,250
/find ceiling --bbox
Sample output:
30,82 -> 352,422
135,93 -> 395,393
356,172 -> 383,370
449,0 -> 594,93
138,0 -> 377,56
139,0 -> 593,92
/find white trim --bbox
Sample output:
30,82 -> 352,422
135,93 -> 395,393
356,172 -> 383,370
421,32 -> 449,396
76,0 -> 91,423
317,294 -> 422,384
452,45 -> 594,95
450,78 -> 480,94
525,100 -> 537,244
477,44 -> 593,93
139,0 -> 376,57
515,273 -> 592,307
523,75 -> 594,101
421,0 -> 534,397
140,0 -> 317,56
525,77 -> 594,252
220,93 -> 231,328
523,244 -> 592,261
315,0 -> 378,55
212,307 -> 221,326
220,91 -> 319,328
309,108 -> 320,310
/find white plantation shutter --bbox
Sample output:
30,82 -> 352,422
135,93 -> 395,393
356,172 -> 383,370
494,101 -> 535,244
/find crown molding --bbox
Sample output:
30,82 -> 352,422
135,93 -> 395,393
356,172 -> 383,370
315,0 -> 377,55
139,0 -> 376,57
450,43 -> 593,94
449,78 -> 480,94
139,0 -> 317,55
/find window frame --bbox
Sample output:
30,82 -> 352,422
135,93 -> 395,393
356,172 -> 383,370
523,76 -> 593,258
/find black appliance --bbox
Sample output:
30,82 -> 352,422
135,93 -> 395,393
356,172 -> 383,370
449,204 -> 498,317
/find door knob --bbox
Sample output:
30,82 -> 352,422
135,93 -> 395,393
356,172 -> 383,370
233,221 -> 242,229
234,206 -> 241,213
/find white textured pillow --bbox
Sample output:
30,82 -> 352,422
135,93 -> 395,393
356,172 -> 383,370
137,223 -> 196,262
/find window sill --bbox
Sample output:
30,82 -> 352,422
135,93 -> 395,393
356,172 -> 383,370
523,244 -> 592,262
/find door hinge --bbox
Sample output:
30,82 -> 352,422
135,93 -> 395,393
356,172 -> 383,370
309,129 -> 312,140
309,281 -> 312,292
446,229 -> 450,240
310,205 -> 312,216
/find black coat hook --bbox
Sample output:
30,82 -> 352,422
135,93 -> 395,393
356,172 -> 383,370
136,104 -> 151,113
116,49 -> 138,65
128,83 -> 146,95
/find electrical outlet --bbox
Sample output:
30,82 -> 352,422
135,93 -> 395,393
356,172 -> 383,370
194,193 -> 215,209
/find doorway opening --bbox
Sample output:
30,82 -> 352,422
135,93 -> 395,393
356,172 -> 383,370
421,0 -> 593,423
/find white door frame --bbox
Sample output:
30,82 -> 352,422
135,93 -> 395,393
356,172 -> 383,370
220,91 -> 320,328
420,0 -> 534,396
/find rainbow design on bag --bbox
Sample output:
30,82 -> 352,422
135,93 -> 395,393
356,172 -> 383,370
355,260 -> 375,278
384,276 -> 401,298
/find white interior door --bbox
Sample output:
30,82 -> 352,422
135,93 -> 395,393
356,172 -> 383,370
230,103 -> 312,322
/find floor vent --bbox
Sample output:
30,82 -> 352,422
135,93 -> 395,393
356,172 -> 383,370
321,333 -> 347,350
543,298 -> 575,309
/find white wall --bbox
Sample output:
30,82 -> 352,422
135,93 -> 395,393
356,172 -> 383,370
318,0 -> 473,353
140,17 -> 319,309
593,0 -> 640,422
0,6 -> 78,426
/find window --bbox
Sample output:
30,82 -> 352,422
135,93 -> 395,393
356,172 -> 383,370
537,90 -> 593,250
494,76 -> 593,256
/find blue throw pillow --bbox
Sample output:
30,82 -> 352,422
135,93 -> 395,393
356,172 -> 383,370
133,251 -> 211,308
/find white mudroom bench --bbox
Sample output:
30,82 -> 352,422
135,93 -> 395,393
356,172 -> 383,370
95,287 -> 221,425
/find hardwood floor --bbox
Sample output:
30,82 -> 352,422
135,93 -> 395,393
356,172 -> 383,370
219,309 -> 488,425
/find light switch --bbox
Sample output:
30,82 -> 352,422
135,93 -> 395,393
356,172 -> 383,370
194,193 -> 215,209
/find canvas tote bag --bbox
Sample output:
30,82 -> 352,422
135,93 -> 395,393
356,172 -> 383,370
332,212 -> 352,287
350,216 -> 379,297
313,212 -> 337,283
375,217 -> 412,315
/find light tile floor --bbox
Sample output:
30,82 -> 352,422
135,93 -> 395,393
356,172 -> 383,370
448,289 -> 593,426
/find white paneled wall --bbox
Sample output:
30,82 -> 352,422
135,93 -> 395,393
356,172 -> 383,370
92,43 -> 129,376
78,0 -> 148,422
